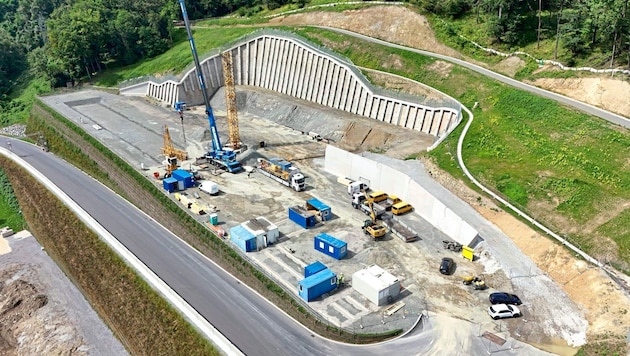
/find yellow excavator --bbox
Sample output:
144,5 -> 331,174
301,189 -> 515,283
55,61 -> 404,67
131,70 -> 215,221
361,190 -> 387,239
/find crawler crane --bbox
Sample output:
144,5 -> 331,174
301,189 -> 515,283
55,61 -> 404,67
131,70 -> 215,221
178,0 -> 242,173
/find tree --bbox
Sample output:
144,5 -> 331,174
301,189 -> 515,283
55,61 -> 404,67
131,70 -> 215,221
0,29 -> 26,98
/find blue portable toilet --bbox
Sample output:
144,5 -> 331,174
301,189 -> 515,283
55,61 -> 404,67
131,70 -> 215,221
304,261 -> 327,278
306,198 -> 332,221
162,177 -> 178,192
314,233 -> 347,260
298,268 -> 337,302
230,225 -> 257,252
171,169 -> 194,189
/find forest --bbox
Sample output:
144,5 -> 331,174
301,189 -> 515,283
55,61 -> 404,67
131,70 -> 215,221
0,0 -> 629,121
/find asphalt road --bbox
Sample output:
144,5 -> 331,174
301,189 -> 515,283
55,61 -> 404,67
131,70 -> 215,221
4,139 -> 441,355
320,27 -> 630,127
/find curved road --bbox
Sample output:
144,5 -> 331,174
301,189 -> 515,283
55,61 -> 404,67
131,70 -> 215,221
3,139 -> 437,355
319,27 -> 630,127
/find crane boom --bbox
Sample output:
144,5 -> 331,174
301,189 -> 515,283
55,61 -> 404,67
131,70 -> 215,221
178,0 -> 222,153
177,0 -> 241,173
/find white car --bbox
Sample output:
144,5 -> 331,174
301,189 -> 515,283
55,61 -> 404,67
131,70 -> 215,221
487,303 -> 521,320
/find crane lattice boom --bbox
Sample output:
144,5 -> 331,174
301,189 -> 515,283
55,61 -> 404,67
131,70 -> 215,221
222,51 -> 240,150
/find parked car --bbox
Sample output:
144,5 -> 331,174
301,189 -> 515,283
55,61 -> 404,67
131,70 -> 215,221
439,257 -> 454,275
487,303 -> 521,320
489,292 -> 522,305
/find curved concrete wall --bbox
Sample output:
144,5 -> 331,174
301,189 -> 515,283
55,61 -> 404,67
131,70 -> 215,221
324,145 -> 479,246
125,33 -> 462,140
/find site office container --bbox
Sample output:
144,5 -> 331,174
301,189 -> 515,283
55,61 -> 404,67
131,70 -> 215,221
162,177 -> 178,192
298,268 -> 337,302
306,198 -> 332,221
314,233 -> 347,260
304,261 -> 327,277
229,225 -> 256,252
288,206 -> 317,228
352,265 -> 400,306
243,217 -> 279,249
171,169 -> 195,189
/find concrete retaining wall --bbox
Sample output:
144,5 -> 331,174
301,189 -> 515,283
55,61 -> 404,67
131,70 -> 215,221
123,33 -> 462,141
324,145 -> 479,246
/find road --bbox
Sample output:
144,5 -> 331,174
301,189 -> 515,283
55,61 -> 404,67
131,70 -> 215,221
3,139 -> 445,355
319,27 -> 630,127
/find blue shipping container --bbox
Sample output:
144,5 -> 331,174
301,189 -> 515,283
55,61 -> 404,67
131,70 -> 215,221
298,268 -> 337,302
230,225 -> 257,252
306,198 -> 332,221
304,261 -> 327,277
288,206 -> 317,229
171,169 -> 194,189
314,233 -> 347,260
163,177 -> 178,192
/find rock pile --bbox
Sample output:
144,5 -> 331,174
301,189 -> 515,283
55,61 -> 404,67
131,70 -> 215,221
0,124 -> 27,137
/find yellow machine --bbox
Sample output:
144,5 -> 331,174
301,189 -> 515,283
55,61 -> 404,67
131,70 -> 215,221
161,125 -> 188,161
361,189 -> 387,239
161,125 -> 187,177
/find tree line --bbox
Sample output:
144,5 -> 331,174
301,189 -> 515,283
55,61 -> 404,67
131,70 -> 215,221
416,0 -> 630,66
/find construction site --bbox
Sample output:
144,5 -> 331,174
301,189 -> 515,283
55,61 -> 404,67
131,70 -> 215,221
3,3 -> 630,354
6,4 -> 628,353
38,41 -> 590,354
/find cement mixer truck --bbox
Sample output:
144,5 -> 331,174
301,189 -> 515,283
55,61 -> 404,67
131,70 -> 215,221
257,157 -> 306,191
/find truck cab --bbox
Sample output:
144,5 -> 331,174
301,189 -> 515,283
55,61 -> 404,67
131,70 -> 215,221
348,181 -> 369,195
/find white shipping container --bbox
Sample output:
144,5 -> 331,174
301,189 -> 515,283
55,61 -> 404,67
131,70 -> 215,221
352,265 -> 400,306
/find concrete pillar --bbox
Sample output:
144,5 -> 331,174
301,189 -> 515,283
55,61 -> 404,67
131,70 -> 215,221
357,88 -> 368,116
430,110 -> 442,135
305,52 -> 318,101
254,38 -> 264,87
333,69 -> 346,110
422,110 -> 434,134
310,56 -> 322,104
339,71 -> 351,111
384,101 -> 395,124
281,41 -> 294,95
399,104 -> 410,128
268,38 -> 280,91
293,47 -> 308,98
262,37 -> 274,89
363,92 -> 373,118
347,78 -> 358,113
391,102 -> 402,125
369,97 -> 380,119
297,50 -> 311,100
326,63 -> 339,107
279,39 -> 291,93
378,99 -> 389,122
235,46 -> 242,85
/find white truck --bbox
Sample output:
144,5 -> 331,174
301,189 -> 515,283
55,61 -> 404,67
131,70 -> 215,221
347,181 -> 369,195
257,157 -> 306,192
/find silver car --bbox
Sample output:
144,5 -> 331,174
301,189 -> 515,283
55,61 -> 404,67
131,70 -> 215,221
487,303 -> 521,320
